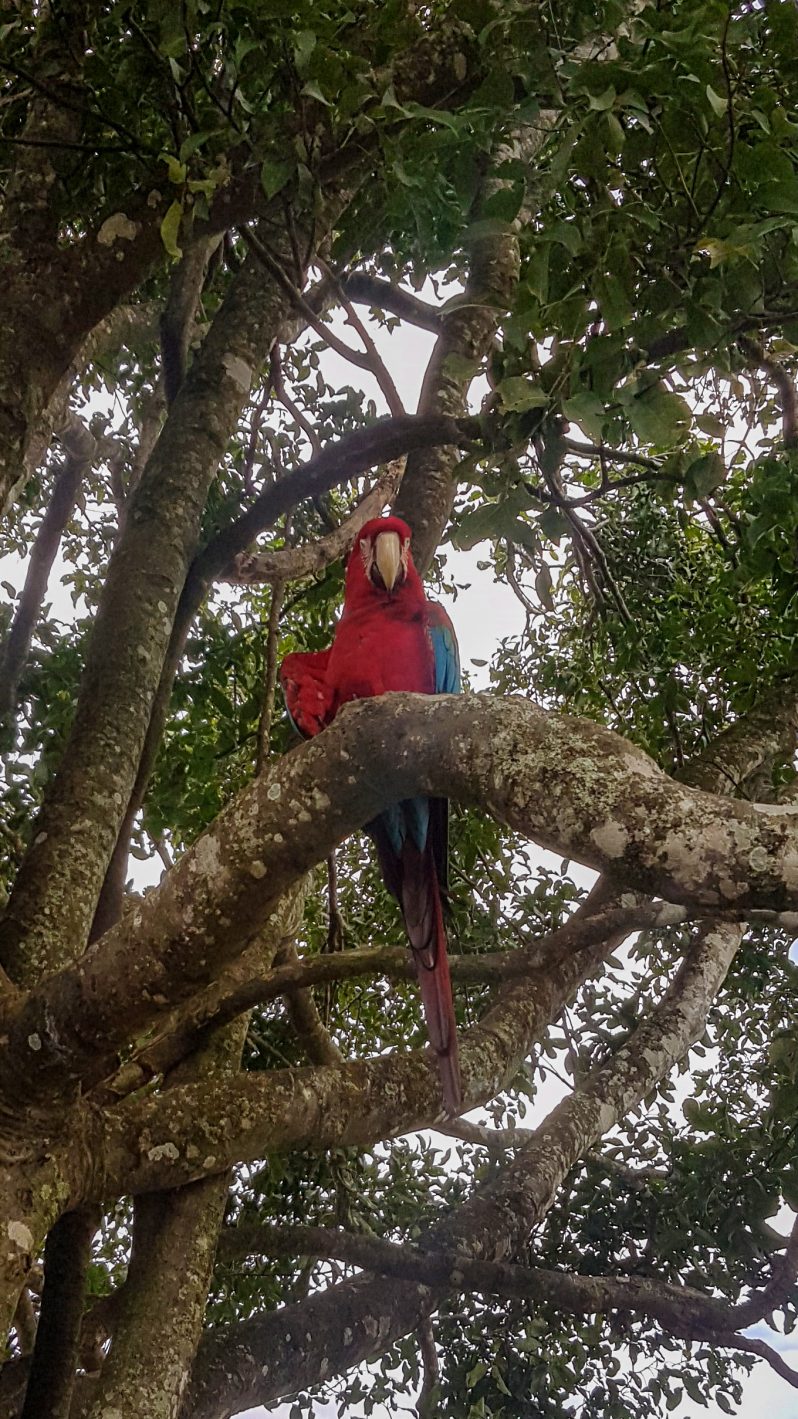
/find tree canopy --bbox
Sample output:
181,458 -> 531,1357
2,1 -> 798,1416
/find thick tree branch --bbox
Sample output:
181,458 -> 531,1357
339,273 -> 443,333
82,1019 -> 247,1419
194,417 -> 479,586
226,460 -> 405,586
214,1216 -> 798,1343
0,411 -> 95,726
5,691 -> 798,1114
12,1286 -> 37,1358
19,1205 -> 98,1419
87,911 -> 741,1202
160,237 -> 221,406
317,256 -> 405,417
94,884 -> 309,1103
182,916 -> 744,1419
105,897 -> 696,1096
85,888 -> 634,1201
207,1214 -> 798,1396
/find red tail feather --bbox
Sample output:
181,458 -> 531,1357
400,839 -> 462,1116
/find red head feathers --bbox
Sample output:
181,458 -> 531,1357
343,515 -> 424,607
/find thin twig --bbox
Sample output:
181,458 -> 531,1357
317,256 -> 405,416
239,225 -> 376,373
698,7 -> 736,231
564,439 -> 661,471
242,383 -> 275,495
564,506 -> 633,625
269,346 -> 322,456
256,579 -> 287,774
226,460 -> 405,586
436,1117 -> 534,1149
503,540 -> 537,622
325,852 -> 345,955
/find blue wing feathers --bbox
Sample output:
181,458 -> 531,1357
428,605 -> 461,696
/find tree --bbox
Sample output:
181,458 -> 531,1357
2,0 -> 798,1414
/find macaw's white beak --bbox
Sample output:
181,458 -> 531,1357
374,530 -> 402,591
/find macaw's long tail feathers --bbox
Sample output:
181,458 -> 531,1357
400,838 -> 462,1117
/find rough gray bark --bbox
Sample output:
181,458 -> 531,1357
3,689 -> 798,1121
182,926 -> 745,1419
0,194 -> 354,984
0,413 -> 96,726
83,1023 -> 247,1419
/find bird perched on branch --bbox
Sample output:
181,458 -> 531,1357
280,515 -> 462,1114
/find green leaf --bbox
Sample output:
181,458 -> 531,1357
442,353 -> 480,381
293,29 -> 316,67
538,506 -> 570,543
301,79 -> 330,105
695,413 -> 726,438
451,490 -> 538,551
491,1367 -> 512,1397
160,152 -> 187,185
595,271 -> 632,331
563,391 -> 605,442
756,179 -> 798,216
684,1376 -> 705,1405
706,83 -> 728,116
159,200 -> 183,260
626,385 -> 692,446
464,217 -> 515,242
546,219 -> 582,256
380,83 -> 411,115
605,111 -> 625,154
178,130 -> 218,161
466,1362 -> 488,1387
588,86 -> 616,111
261,158 -> 293,200
684,451 -> 727,498
481,183 -> 525,224
403,101 -> 463,132
497,377 -> 549,412
535,562 -> 555,611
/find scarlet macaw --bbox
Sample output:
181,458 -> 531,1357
280,515 -> 462,1114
